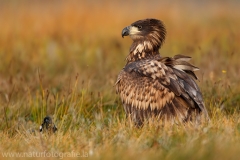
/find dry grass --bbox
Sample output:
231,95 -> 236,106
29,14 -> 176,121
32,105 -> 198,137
0,1 -> 240,159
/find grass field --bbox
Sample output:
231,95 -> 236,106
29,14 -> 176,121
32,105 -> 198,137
0,1 -> 240,159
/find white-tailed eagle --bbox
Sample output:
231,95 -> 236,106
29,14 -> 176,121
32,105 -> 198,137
116,19 -> 209,126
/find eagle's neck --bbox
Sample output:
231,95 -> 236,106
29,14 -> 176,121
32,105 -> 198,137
126,40 -> 160,63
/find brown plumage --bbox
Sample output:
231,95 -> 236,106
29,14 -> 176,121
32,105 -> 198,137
116,19 -> 209,126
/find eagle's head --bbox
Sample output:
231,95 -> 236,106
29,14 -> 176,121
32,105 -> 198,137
122,19 -> 166,48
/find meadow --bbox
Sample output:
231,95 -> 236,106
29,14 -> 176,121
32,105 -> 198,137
0,1 -> 240,159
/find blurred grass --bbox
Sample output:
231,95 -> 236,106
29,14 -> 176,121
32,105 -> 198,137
0,0 -> 240,159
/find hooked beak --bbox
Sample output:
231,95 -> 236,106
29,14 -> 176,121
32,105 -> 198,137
121,26 -> 130,38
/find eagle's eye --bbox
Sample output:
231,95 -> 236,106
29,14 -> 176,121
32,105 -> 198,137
137,25 -> 142,30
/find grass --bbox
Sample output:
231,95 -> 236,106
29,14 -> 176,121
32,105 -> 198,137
0,1 -> 240,159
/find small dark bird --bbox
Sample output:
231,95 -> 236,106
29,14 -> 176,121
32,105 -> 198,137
116,19 -> 209,126
39,116 -> 57,133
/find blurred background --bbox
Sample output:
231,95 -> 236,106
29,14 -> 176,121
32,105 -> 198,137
0,0 -> 239,120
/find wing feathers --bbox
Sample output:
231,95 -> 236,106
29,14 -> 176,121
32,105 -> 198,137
116,54 -> 208,125
173,54 -> 191,61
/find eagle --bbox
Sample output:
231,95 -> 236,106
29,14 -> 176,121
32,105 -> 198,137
115,19 -> 209,126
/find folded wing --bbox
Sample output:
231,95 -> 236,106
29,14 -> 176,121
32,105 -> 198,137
116,55 -> 208,125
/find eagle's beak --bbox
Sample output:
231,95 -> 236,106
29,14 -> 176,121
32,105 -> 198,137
122,26 -> 130,38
